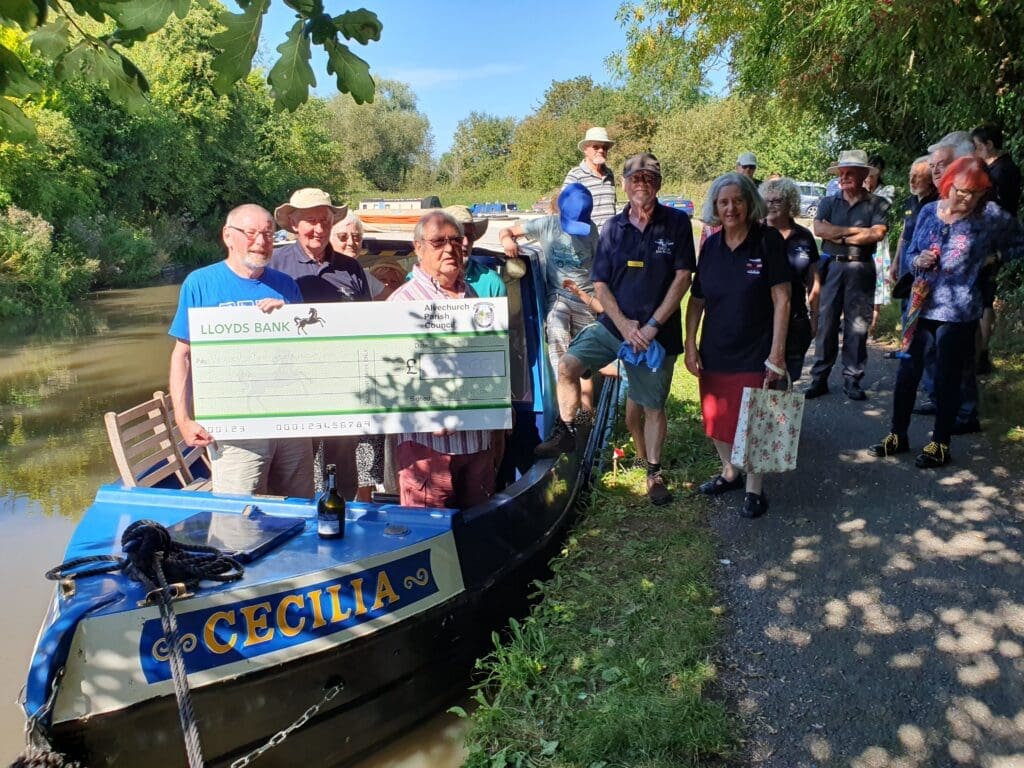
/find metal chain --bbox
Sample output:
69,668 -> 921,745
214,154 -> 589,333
23,667 -> 64,747
229,680 -> 344,768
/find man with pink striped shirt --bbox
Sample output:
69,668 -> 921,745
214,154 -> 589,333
388,210 -> 496,508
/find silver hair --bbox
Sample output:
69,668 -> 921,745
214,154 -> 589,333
701,172 -> 767,226
413,210 -> 463,242
913,154 -> 931,168
758,177 -> 801,220
927,131 -> 974,158
333,211 -> 364,234
225,203 -> 272,227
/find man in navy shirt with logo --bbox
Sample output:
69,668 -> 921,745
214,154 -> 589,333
536,153 -> 695,506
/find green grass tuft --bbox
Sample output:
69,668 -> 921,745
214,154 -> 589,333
460,372 -> 734,767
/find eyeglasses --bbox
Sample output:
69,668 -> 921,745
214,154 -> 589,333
226,225 -> 275,241
741,164 -> 757,171
952,185 -> 983,199
420,236 -> 464,250
764,197 -> 785,206
627,173 -> 659,185
334,232 -> 362,242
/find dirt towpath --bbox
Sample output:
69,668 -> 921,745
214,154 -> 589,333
710,342 -> 1024,768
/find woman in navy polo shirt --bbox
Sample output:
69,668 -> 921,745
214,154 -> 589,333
760,177 -> 821,382
685,173 -> 792,518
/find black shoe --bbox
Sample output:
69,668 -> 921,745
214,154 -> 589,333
951,416 -> 981,435
868,432 -> 909,457
647,473 -> 673,506
843,380 -> 867,400
740,492 -> 768,519
915,441 -> 951,468
535,419 -> 576,458
912,400 -> 937,416
977,350 -> 993,375
804,380 -> 829,399
697,473 -> 745,495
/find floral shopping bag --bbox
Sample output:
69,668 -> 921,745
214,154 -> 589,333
730,375 -> 804,474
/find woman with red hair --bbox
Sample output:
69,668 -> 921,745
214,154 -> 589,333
869,156 -> 1023,468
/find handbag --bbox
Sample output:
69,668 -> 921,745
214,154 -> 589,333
891,271 -> 914,300
730,373 -> 805,474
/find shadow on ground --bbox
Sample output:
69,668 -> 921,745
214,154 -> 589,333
712,343 -> 1024,768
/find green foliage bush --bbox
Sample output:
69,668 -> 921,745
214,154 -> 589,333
0,207 -> 98,318
64,215 -> 158,288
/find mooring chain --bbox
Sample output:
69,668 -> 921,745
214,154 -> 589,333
229,680 -> 345,768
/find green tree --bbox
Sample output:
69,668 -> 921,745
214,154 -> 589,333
326,78 -> 432,191
617,0 -> 1023,157
0,0 -> 382,141
443,111 -> 516,187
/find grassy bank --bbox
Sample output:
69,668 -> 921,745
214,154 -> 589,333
459,373 -> 734,767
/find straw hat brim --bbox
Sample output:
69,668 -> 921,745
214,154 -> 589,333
274,202 -> 348,232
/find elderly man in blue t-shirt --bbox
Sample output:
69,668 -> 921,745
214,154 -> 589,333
168,204 -> 313,498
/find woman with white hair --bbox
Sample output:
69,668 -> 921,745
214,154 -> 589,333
685,173 -> 791,519
330,212 -> 394,299
760,177 -> 821,381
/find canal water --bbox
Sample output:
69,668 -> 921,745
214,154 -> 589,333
0,284 -> 468,766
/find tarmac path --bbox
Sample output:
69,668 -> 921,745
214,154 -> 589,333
710,342 -> 1024,768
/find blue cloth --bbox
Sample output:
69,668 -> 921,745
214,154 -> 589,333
168,261 -> 302,342
907,201 -> 1024,323
617,339 -> 666,372
269,242 -> 370,302
592,202 -> 697,356
465,256 -> 507,297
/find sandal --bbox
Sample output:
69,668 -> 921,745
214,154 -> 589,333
697,473 -> 745,496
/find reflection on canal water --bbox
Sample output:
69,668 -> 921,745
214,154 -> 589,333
0,284 -> 467,766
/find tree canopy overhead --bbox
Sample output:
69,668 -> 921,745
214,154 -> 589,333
618,0 -> 1024,156
0,0 -> 382,141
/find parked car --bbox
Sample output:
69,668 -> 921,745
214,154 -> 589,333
795,182 -> 827,218
659,195 -> 695,217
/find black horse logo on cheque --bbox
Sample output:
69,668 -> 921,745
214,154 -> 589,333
294,307 -> 325,335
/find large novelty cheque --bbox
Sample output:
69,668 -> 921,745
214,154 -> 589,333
188,299 -> 511,440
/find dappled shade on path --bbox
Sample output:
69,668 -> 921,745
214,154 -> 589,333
712,343 -> 1024,767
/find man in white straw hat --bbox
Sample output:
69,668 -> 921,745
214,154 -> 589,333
805,150 -> 890,401
563,126 -> 618,230
270,187 -> 371,303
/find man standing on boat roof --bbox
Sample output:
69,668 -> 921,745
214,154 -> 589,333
168,204 -> 314,497
537,153 -> 696,507
269,188 -> 371,302
387,210 -> 496,509
563,127 -> 618,231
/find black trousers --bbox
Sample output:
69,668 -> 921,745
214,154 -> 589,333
891,319 -> 975,445
810,258 -> 875,384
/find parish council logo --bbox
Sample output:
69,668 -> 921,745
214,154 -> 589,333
473,302 -> 495,329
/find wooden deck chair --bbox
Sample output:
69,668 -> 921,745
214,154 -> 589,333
154,390 -> 213,482
103,392 -> 211,490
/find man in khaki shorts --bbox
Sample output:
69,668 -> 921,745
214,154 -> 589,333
168,204 -> 314,497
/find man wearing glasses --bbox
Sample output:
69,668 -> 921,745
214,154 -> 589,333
270,188 -> 371,303
537,153 -> 695,507
387,211 -> 496,509
805,150 -> 890,401
168,204 -> 314,497
563,127 -> 618,230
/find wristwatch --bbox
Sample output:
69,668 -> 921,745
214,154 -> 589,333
647,317 -> 661,329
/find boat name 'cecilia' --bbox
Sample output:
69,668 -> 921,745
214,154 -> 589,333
139,549 -> 438,683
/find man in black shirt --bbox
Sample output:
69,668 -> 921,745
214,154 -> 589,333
805,150 -> 890,400
971,124 -> 1022,375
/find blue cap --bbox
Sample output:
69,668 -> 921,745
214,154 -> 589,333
558,183 -> 593,236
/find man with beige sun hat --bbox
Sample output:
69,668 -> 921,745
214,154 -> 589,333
270,187 -> 371,303
563,126 -> 618,230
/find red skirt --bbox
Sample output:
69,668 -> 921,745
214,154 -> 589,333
700,371 -> 766,444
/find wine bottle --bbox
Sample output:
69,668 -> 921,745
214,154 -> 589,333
317,464 -> 345,540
